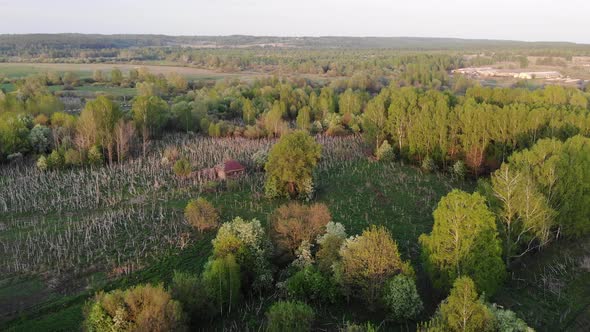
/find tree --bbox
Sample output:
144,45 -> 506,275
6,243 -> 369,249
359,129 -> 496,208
132,95 -> 168,158
270,203 -> 331,259
28,124 -> 52,153
184,197 -> 220,232
436,277 -> 493,332
266,300 -> 315,332
113,119 -> 135,163
169,271 -> 206,320
339,225 -> 411,305
211,217 -> 273,291
554,136 -> 590,236
76,96 -> 122,164
490,164 -> 555,264
110,68 -> 123,85
382,275 -> 423,321
265,130 -> 321,199
93,69 -> 104,83
202,254 -> 241,316
285,266 -> 340,304
242,98 -> 257,125
84,284 -> 184,332
296,106 -> 311,131
167,72 -> 188,93
171,101 -> 193,133
362,96 -> 388,150
376,140 -> 394,161
419,190 -> 505,295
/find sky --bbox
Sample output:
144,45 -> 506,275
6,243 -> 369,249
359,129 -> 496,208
1,0 -> 589,43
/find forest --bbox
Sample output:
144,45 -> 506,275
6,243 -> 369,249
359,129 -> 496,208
0,34 -> 589,332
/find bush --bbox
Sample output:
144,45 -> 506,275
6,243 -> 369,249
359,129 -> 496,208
173,157 -> 192,178
87,145 -> 103,166
28,124 -> 52,154
251,147 -> 269,170
489,304 -> 532,332
84,284 -> 184,332
376,140 -> 394,161
36,155 -> 48,171
421,156 -> 436,173
285,266 -> 340,304
184,198 -> 219,232
266,300 -> 315,332
452,160 -> 467,179
46,150 -> 64,169
381,275 -> 423,321
341,322 -> 377,332
64,148 -> 82,167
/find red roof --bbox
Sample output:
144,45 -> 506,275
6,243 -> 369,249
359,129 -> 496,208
224,160 -> 245,172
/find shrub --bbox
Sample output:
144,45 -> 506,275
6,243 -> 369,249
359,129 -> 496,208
285,266 -> 340,304
266,300 -> 315,332
84,284 -> 185,332
251,147 -> 269,170
376,140 -> 394,161
452,160 -> 467,179
184,198 -> 219,232
36,155 -> 48,171
341,322 -> 377,332
28,124 -> 52,154
489,304 -> 532,332
64,148 -> 82,167
421,156 -> 436,173
173,157 -> 192,178
87,145 -> 103,165
162,146 -> 180,164
382,275 -> 423,321
47,150 -> 64,169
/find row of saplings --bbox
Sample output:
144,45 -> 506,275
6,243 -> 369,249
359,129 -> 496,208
84,197 -> 532,331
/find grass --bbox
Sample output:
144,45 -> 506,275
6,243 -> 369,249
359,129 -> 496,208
2,149 -> 587,331
493,237 -> 590,331
1,158 -> 464,331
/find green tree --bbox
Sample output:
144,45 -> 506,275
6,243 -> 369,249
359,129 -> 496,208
266,300 -> 315,332
265,130 -> 321,199
76,96 -> 121,164
437,277 -> 493,332
132,95 -> 168,158
110,68 -> 123,85
202,254 -> 241,316
490,164 -> 555,264
296,106 -> 312,131
339,225 -> 412,305
419,190 -> 505,295
382,275 -> 423,321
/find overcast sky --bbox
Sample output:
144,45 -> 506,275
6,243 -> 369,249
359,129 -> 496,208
1,0 -> 589,43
